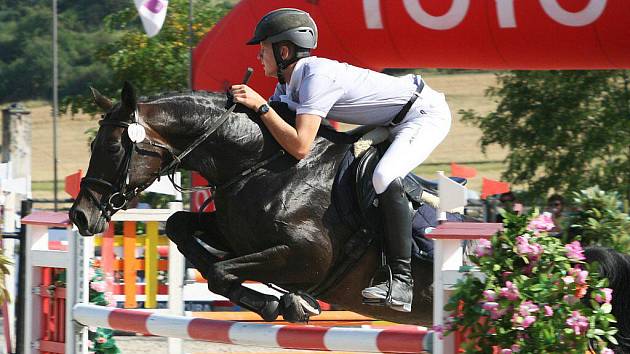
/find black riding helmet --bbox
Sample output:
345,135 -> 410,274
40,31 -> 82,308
247,8 -> 318,84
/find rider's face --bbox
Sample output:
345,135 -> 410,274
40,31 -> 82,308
258,42 -> 277,77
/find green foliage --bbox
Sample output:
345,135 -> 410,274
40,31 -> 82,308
0,1 -> 126,103
566,187 -> 630,253
444,211 -> 616,353
88,261 -> 120,354
64,0 -> 231,114
460,71 -> 630,202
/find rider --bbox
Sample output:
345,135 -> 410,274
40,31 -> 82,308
230,8 -> 452,313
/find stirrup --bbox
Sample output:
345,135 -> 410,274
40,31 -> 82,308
362,264 -> 393,306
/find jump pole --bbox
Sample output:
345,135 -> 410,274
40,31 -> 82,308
73,303 -> 431,353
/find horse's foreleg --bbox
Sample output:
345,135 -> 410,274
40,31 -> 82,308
165,211 -> 228,278
205,245 -> 293,321
207,244 -> 326,322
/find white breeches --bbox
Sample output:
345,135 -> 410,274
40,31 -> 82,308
372,86 -> 451,194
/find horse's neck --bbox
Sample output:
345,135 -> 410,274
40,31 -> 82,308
144,101 -> 267,185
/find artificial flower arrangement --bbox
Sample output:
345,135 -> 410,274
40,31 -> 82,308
440,211 -> 617,353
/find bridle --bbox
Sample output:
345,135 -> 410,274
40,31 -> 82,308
80,99 -> 285,222
79,112 -> 176,221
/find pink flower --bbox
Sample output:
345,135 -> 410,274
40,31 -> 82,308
518,301 -> 539,316
500,281 -> 520,301
595,288 -> 613,304
543,305 -> 553,317
476,238 -> 493,257
512,313 -> 536,329
511,344 -> 521,352
521,316 -> 536,328
482,301 -> 499,312
565,241 -> 586,261
491,307 -> 508,320
515,235 -> 543,261
483,290 -> 497,302
566,311 -> 589,335
527,213 -> 555,233
500,349 -> 513,354
97,337 -> 107,344
601,348 -> 614,354
433,322 -> 453,340
567,267 -> 588,285
562,276 -> 575,285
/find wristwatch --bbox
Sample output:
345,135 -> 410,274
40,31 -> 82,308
257,103 -> 270,116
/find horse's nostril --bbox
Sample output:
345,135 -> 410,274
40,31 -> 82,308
72,209 -> 88,229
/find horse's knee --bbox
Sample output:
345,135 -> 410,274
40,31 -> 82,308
207,262 -> 238,294
165,211 -> 193,243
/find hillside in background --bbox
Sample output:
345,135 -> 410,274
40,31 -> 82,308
25,71 -> 506,199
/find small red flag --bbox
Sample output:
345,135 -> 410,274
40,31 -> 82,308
65,170 -> 82,199
450,162 -> 477,178
481,177 -> 510,199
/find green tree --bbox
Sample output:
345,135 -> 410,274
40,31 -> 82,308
0,1 -> 125,102
64,0 -> 231,114
461,71 -> 630,201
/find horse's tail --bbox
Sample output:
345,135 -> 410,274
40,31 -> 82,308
585,247 -> 630,353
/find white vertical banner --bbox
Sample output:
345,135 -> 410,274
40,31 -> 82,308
134,0 -> 169,37
437,171 -> 467,211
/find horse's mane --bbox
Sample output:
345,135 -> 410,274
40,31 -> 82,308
139,91 -> 231,133
137,90 -> 356,146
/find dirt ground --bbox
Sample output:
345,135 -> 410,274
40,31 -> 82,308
114,336 -> 325,353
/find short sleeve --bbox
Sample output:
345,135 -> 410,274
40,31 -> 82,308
296,74 -> 345,118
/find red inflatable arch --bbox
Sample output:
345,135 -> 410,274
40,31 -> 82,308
193,0 -> 630,93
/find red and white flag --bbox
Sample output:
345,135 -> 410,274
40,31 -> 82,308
134,0 -> 169,37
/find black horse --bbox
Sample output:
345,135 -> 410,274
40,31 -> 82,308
69,83 -> 630,352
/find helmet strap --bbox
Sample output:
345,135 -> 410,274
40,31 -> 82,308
272,43 -> 311,85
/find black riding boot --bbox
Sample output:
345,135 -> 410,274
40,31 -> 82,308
361,177 -> 414,312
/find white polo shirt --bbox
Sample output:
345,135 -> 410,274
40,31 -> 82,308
270,57 -> 419,126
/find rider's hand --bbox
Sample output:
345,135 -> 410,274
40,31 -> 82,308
230,84 -> 267,111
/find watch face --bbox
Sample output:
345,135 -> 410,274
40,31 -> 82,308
259,104 -> 270,114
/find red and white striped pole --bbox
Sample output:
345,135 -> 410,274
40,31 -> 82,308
73,304 -> 431,353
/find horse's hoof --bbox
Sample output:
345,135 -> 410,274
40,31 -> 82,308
279,293 -> 321,323
260,297 -> 281,322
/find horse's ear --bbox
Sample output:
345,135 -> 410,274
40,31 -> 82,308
121,81 -> 137,113
90,87 -> 113,111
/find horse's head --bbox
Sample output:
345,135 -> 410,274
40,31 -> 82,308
70,82 -> 170,236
